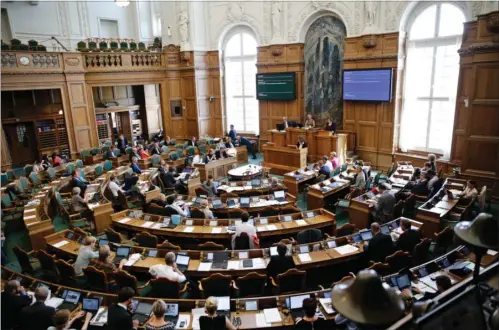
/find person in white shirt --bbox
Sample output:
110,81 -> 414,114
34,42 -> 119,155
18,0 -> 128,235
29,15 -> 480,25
165,195 -> 189,217
323,156 -> 333,171
32,160 -> 43,173
192,152 -> 204,165
200,200 -> 215,219
108,175 -> 122,198
74,236 -> 99,275
149,252 -> 186,283
461,180 -> 478,199
232,212 -> 257,249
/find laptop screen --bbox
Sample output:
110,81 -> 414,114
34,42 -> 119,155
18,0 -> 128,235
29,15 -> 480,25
212,199 -> 222,207
251,196 -> 260,203
165,303 -> 179,316
214,252 -> 229,261
305,211 -> 315,218
82,298 -> 100,312
227,200 -> 236,207
251,179 -> 261,186
352,234 -> 362,243
327,241 -> 337,249
37,282 -> 50,290
283,215 -> 292,222
183,168 -> 193,174
360,231 -> 373,241
176,255 -> 190,266
65,231 -> 74,240
380,225 -> 390,235
274,190 -> 285,199
216,296 -> 230,311
290,294 -> 310,310
148,250 -> 158,258
65,290 -> 81,304
98,239 -> 109,248
418,267 -> 429,278
396,274 -> 411,290
116,247 -> 130,257
299,245 -> 309,253
245,300 -> 258,311
136,302 -> 153,315
240,197 -> 250,205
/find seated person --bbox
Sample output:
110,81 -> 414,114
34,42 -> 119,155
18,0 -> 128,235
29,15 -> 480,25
108,175 -> 123,199
165,136 -> 175,146
202,175 -> 218,197
185,137 -> 198,148
48,310 -> 92,330
192,151 -> 204,165
71,169 -> 88,191
215,146 -> 229,160
18,286 -> 55,330
199,297 -> 237,330
370,183 -> 396,223
461,180 -> 478,199
52,152 -> 63,167
32,160 -> 43,173
352,166 -> 366,189
282,116 -> 292,129
294,298 -> 327,329
330,152 -> 339,170
296,137 -> 308,149
421,162 -> 432,176
71,187 -> 94,221
231,212 -> 256,249
41,155 -> 52,170
130,157 -> 142,174
413,275 -> 452,300
148,193 -> 168,208
1,280 -> 32,330
150,142 -> 162,155
199,199 -> 215,219
270,177 -> 282,190
106,145 -> 118,159
92,245 -> 126,275
224,137 -> 234,149
428,153 -> 437,172
129,147 -> 142,161
396,218 -> 421,253
158,159 -> 169,173
266,242 -> 295,280
164,167 -> 187,194
411,174 -> 429,196
138,145 -> 151,159
205,149 -> 217,163
165,195 -> 190,217
357,160 -> 369,181
323,155 -> 333,171
122,173 -> 139,195
74,236 -> 99,275
324,118 -> 336,132
426,170 -> 439,197
304,113 -> 315,128
365,222 -> 394,262
318,160 -> 330,177
149,252 -> 186,283
145,300 -> 175,330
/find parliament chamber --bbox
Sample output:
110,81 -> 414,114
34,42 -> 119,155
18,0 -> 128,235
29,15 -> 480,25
1,2 -> 499,330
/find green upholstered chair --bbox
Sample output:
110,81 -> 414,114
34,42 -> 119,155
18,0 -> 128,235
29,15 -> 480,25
80,150 -> 91,158
28,39 -> 38,51
151,155 -> 161,167
186,146 -> 195,157
169,152 -> 178,161
341,163 -> 348,172
138,42 -> 146,51
129,41 -> 137,50
46,167 -> 56,181
176,149 -> 184,159
94,165 -> 104,177
110,41 -> 119,51
12,168 -> 26,179
29,172 -> 43,189
161,146 -> 169,154
103,160 -> 113,172
1,173 -> 8,186
66,163 -> 75,176
24,165 -> 33,176
126,147 -> 133,155
120,41 -> 129,51
75,159 -> 84,169
99,41 -> 108,51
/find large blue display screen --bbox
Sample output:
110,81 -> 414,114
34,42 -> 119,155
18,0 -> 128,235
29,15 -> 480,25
343,69 -> 393,102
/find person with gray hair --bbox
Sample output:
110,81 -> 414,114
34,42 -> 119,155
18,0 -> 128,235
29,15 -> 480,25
427,153 -> 437,172
370,183 -> 396,223
1,279 -> 32,329
70,187 -> 94,228
18,286 -> 56,330
352,166 -> 366,189
74,236 -> 98,275
148,251 -> 186,282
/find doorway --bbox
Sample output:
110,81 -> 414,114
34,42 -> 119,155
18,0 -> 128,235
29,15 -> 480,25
3,122 -> 38,167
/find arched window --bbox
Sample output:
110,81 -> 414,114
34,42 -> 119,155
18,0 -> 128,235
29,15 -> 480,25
399,3 -> 466,158
223,29 -> 258,133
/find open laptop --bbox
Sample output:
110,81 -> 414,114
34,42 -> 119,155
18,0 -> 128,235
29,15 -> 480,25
216,296 -> 231,319
212,252 -> 229,269
212,199 -> 223,209
58,290 -> 81,311
226,199 -> 236,207
176,254 -> 190,272
114,246 -> 131,264
251,179 -> 261,187
380,224 -> 390,235
274,190 -> 286,202
164,303 -> 179,324
276,123 -> 285,131
98,238 -> 109,248
360,230 -> 373,241
132,301 -> 154,325
288,294 -> 310,319
147,249 -> 158,258
82,297 -> 100,314
395,274 -> 412,290
351,233 -> 362,244
239,197 -> 250,208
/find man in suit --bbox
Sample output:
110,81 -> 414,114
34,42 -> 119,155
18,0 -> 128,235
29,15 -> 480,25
150,141 -> 161,155
164,166 -> 186,194
411,174 -> 429,196
18,286 -> 55,330
185,137 -> 197,147
130,157 -> 142,174
1,280 -> 32,330
215,146 -> 229,160
228,124 -> 237,141
237,136 -> 257,160
129,147 -> 141,162
371,183 -> 396,223
117,134 -> 128,153
318,160 -> 330,177
266,242 -> 295,280
71,169 -> 88,192
105,145 -> 117,159
366,222 -> 394,262
396,218 -> 421,253
107,287 -> 139,330
282,116 -> 292,129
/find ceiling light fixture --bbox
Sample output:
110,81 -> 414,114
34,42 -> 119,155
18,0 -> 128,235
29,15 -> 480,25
115,0 -> 130,8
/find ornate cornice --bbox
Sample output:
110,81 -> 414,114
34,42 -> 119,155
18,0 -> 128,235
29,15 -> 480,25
458,42 -> 499,55
343,54 -> 397,61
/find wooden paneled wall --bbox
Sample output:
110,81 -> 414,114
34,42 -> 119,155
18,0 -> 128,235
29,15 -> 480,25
451,11 -> 499,194
257,44 -> 305,143
342,33 -> 399,171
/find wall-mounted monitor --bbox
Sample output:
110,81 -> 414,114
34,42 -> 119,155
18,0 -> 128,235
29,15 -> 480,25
342,68 -> 393,102
256,72 -> 296,100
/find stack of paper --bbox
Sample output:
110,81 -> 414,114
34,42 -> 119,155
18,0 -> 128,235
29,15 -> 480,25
183,227 -> 194,233
256,314 -> 271,327
298,253 -> 312,263
124,253 -> 141,266
334,244 -> 359,255
212,228 -> 222,234
53,240 -> 69,248
118,217 -> 131,224
176,314 -> 190,329
319,298 -> 335,314
263,308 -> 282,323
296,220 -> 307,226
266,224 -> 278,231
198,262 -> 212,271
192,307 -> 207,330
90,307 -> 108,327
142,221 -> 154,228
45,297 -> 63,309
227,260 -> 240,270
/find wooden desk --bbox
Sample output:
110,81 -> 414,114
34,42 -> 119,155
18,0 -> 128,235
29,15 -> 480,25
235,146 -> 248,163
217,179 -> 285,196
307,180 -> 350,210
194,157 -> 237,181
314,132 -> 348,165
138,158 -> 152,169
262,145 -> 307,176
187,176 -> 201,196
268,130 -> 287,147
84,154 -> 104,165
283,169 -> 317,197
111,155 -> 129,167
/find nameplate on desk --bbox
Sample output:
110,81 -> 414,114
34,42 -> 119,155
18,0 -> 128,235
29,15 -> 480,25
185,220 -> 193,226
53,240 -> 69,248
266,224 -> 278,231
209,220 -> 218,226
183,227 -> 194,233
118,217 -> 132,224
298,253 -> 312,263
227,260 -> 240,270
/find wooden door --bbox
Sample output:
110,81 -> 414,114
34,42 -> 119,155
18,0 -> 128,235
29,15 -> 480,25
3,122 -> 38,166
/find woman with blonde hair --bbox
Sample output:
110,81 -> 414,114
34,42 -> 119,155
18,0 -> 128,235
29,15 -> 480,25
144,300 -> 175,330
73,236 -> 98,275
199,297 -> 237,330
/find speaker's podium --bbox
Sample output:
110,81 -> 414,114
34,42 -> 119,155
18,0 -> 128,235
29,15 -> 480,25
262,143 -> 307,175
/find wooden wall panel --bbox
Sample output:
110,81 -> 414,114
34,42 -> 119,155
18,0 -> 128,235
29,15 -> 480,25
343,33 -> 399,170
451,11 -> 499,196
257,44 -> 305,143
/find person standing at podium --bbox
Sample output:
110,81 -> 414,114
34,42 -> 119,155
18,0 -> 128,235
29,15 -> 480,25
325,119 -> 336,133
304,114 -> 315,128
296,136 -> 308,149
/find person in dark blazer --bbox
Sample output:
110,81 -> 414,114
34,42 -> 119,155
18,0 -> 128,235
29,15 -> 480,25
107,287 -> 139,330
71,169 -> 88,192
411,175 -> 429,196
325,118 -> 336,132
1,280 -> 32,330
164,167 -> 187,194
282,116 -> 293,129
185,137 -> 197,148
129,147 -> 142,162
296,136 -> 308,149
266,242 -> 295,280
117,134 -> 128,153
228,124 -> 237,141
130,157 -> 142,174
106,145 -> 118,159
224,137 -> 235,149
366,222 -> 394,262
215,147 -> 229,160
237,136 -> 257,160
150,142 -> 161,155
318,161 -> 330,177
18,286 -> 55,330
396,218 -> 421,253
